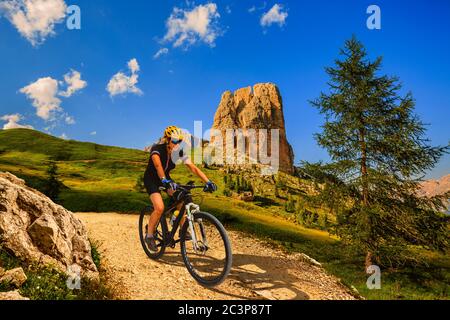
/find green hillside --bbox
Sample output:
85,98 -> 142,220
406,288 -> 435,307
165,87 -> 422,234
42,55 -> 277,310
0,129 -> 150,212
0,128 -> 312,215
1,128 -> 449,300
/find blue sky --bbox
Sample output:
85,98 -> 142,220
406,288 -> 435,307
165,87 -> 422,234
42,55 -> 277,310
0,0 -> 449,179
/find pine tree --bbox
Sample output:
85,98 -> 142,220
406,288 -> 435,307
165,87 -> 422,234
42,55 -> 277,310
319,213 -> 329,230
248,182 -> 254,194
234,180 -> 239,192
274,184 -> 280,198
296,197 -> 306,213
301,210 -> 310,226
226,175 -> 234,190
44,162 -> 61,202
276,177 -> 285,190
308,36 -> 449,268
285,195 -> 296,213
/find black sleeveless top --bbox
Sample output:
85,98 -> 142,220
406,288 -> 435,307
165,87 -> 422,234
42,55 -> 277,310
144,143 -> 187,182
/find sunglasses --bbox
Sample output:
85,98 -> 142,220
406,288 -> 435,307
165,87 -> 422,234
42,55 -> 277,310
171,139 -> 183,145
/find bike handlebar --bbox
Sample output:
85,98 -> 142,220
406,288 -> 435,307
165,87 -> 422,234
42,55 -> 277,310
159,184 -> 206,192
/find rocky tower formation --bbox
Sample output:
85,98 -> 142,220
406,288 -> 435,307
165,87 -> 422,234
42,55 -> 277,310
0,172 -> 98,279
212,83 -> 295,174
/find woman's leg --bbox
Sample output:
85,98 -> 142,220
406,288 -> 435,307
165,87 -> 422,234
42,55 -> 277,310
147,193 -> 165,235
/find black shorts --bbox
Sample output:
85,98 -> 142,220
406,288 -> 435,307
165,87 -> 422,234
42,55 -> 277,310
143,174 -> 185,204
144,174 -> 163,195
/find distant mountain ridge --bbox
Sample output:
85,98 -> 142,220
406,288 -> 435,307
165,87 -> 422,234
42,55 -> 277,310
420,174 -> 450,197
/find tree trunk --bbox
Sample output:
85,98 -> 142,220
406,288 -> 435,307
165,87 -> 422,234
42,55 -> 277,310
360,127 -> 373,271
359,128 -> 369,205
365,251 -> 373,269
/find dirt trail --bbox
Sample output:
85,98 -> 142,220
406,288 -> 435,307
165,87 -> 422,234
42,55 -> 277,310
77,212 -> 357,300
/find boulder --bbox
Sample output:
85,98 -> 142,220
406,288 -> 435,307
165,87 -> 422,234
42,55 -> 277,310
0,290 -> 29,301
0,172 -> 98,279
239,192 -> 255,202
0,267 -> 27,288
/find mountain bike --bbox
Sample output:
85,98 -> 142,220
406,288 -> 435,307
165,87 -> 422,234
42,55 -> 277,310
138,182 -> 232,287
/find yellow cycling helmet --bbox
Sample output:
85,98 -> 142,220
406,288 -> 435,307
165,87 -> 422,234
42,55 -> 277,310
164,126 -> 184,141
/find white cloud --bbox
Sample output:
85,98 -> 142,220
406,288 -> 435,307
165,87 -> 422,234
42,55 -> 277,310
20,69 -> 85,121
20,77 -> 61,120
90,131 -> 96,136
0,0 -> 67,46
1,114 -> 33,130
163,3 -> 222,49
107,58 -> 143,97
60,133 -> 68,140
260,4 -> 288,27
153,48 -> 169,59
128,58 -> 140,74
248,2 -> 267,14
59,70 -> 87,97
65,115 -> 75,125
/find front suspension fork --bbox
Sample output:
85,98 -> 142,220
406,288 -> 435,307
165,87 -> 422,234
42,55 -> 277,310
185,203 -> 208,252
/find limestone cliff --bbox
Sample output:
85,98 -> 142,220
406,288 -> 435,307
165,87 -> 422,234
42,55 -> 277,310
212,83 -> 295,174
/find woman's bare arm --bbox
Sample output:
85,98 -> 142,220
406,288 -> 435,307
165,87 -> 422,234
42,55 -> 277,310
151,154 -> 166,180
184,159 -> 210,183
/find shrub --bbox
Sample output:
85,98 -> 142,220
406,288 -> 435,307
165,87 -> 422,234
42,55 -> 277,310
276,177 -> 287,190
90,240 -> 102,270
52,148 -> 72,161
319,213 -> 330,230
285,195 -> 296,213
223,188 -> 232,197
1,244 -> 116,300
134,175 -> 146,193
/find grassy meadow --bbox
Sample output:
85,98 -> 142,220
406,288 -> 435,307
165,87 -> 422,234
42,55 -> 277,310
0,129 -> 448,300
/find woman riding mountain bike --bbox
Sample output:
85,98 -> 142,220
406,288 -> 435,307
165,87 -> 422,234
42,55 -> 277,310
144,126 -> 217,252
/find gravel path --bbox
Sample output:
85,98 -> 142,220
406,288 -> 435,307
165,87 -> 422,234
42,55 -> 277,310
77,212 -> 356,300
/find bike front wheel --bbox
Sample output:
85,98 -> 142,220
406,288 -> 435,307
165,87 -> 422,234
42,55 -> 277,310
180,212 -> 232,287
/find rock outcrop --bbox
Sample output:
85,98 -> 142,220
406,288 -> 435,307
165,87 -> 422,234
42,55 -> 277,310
0,172 -> 98,279
0,290 -> 29,301
212,83 -> 295,174
0,267 -> 27,288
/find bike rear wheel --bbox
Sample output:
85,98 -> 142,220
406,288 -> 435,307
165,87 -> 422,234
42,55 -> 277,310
180,212 -> 232,287
139,206 -> 166,260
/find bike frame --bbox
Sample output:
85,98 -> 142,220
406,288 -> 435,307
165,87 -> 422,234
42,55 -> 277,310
158,186 -> 204,250
140,183 -> 232,287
